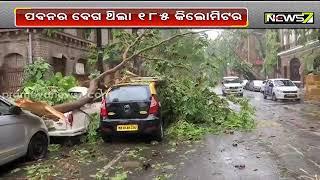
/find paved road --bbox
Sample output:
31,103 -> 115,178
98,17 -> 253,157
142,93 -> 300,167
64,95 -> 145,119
2,89 -> 320,179
171,89 -> 320,180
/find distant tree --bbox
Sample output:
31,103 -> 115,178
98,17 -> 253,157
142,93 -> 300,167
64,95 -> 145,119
263,30 -> 280,76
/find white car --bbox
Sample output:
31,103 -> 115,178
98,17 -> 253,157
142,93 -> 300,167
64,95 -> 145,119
263,79 -> 301,101
222,76 -> 244,96
45,87 -> 91,137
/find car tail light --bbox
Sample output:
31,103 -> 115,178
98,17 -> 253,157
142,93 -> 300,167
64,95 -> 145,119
100,96 -> 108,120
149,95 -> 159,115
67,113 -> 73,127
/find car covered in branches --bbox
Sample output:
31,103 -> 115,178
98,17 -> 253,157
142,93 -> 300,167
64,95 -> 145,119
44,87 -> 91,138
99,77 -> 164,142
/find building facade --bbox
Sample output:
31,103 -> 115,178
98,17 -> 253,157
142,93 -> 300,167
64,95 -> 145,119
0,29 -> 115,93
278,29 -> 320,84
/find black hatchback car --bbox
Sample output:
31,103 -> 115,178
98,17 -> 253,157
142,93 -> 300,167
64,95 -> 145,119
99,79 -> 163,142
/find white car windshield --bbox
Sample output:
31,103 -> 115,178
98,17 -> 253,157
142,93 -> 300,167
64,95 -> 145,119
224,78 -> 241,84
274,80 -> 295,87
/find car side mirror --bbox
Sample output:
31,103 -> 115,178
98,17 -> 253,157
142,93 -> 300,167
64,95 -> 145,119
9,106 -> 22,115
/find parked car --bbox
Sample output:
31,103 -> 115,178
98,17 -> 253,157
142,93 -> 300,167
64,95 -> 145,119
263,79 -> 301,101
44,87 -> 90,137
260,80 -> 267,93
99,77 -> 163,142
221,76 -> 244,96
241,79 -> 248,88
248,80 -> 264,92
0,96 -> 49,166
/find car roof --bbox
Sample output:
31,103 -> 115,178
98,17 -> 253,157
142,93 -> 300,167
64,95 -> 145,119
268,78 -> 291,81
223,76 -> 239,79
112,82 -> 150,87
68,86 -> 88,93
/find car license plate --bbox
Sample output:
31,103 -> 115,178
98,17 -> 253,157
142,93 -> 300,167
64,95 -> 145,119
286,94 -> 296,97
117,124 -> 138,131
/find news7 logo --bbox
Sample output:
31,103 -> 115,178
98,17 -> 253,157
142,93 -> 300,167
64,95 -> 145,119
264,12 -> 314,24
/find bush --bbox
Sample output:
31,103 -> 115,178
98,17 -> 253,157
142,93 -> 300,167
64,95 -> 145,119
19,58 -> 78,105
158,76 -> 255,141
86,113 -> 101,143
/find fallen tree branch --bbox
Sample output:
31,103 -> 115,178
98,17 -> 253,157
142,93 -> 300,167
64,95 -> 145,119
139,55 -> 191,70
53,30 -> 205,113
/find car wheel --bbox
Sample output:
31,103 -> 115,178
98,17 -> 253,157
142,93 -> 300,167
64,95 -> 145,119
239,93 -> 243,97
272,93 -> 277,101
102,134 -> 112,143
154,121 -> 164,142
27,132 -> 48,161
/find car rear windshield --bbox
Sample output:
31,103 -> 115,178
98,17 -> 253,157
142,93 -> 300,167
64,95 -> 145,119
274,80 -> 295,87
107,85 -> 150,102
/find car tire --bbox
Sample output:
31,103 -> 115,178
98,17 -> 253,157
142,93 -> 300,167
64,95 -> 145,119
102,134 -> 112,143
239,93 -> 243,97
272,93 -> 277,101
154,121 -> 164,142
27,132 -> 48,161
263,94 -> 267,99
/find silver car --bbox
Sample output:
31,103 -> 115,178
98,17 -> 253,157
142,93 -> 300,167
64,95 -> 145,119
0,96 -> 49,166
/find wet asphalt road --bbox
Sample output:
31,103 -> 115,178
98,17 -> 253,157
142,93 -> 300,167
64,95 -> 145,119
171,89 -> 320,180
1,89 -> 320,179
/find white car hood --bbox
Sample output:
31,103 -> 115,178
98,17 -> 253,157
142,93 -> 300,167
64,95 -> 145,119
224,83 -> 242,88
275,86 -> 298,91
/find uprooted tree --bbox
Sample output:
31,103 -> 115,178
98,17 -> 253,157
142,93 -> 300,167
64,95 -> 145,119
21,29 -> 255,140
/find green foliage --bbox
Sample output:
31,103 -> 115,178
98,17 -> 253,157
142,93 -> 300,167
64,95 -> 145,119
86,113 -> 101,143
48,144 -> 61,152
86,29 -> 255,141
49,72 -> 78,91
20,59 -> 78,105
23,57 -> 51,85
142,30 -> 255,140
211,30 -> 259,80
110,172 -> 128,180
24,163 -> 59,180
263,30 -> 280,75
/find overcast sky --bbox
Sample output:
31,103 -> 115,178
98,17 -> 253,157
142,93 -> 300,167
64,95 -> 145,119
194,29 -> 223,40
